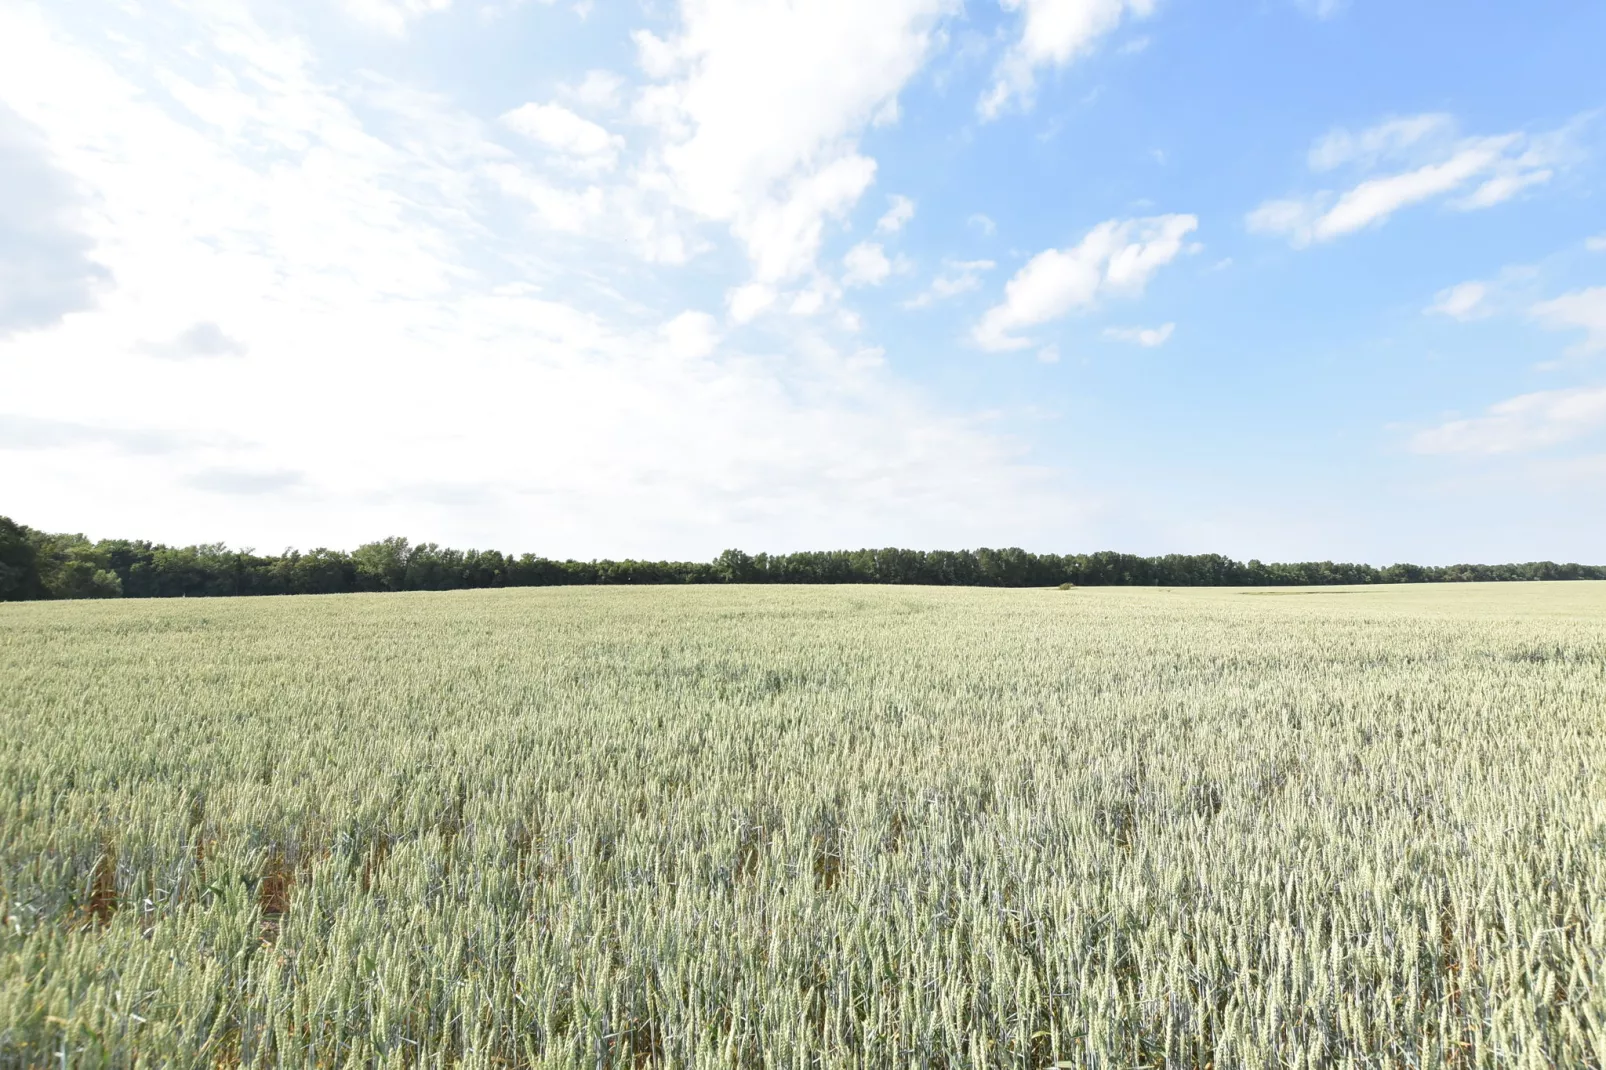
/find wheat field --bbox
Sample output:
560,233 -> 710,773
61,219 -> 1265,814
1,583 -> 1603,1067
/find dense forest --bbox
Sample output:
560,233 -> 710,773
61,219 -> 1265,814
1,514 -> 1602,601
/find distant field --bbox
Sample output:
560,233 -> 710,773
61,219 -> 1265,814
2,584 -> 1603,1067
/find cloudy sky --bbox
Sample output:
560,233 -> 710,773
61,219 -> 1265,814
2,0 -> 1603,563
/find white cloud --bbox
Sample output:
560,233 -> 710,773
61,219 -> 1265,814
736,155 -> 878,282
876,194 -> 916,234
842,241 -> 894,287
726,282 -> 777,323
1250,116 -> 1562,247
980,0 -> 1154,119
502,102 -> 623,167
561,69 -> 625,110
486,164 -> 607,230
342,0 -> 453,36
0,1 -> 1078,557
1420,265 -> 1539,325
973,214 -> 1195,351
633,0 -> 955,284
1454,166 -> 1554,210
1586,235 -> 1606,253
1426,281 -> 1490,321
904,258 -> 996,309
137,321 -> 249,359
787,282 -> 834,316
661,310 -> 719,359
1245,197 -> 1317,242
968,213 -> 997,236
1531,287 -> 1606,356
1307,114 -> 1453,172
1104,322 -> 1174,347
1412,387 -> 1606,456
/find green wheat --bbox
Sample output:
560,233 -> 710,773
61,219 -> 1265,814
1,583 -> 1602,1067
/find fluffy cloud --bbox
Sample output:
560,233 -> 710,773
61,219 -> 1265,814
502,102 -> 623,168
973,214 -> 1196,350
1531,287 -> 1606,355
980,0 -> 1154,119
1412,387 -> 1606,456
1104,323 -> 1174,347
842,241 -> 894,287
726,282 -> 778,324
876,194 -> 916,234
1249,115 -> 1561,247
633,0 -> 954,283
0,0 -> 1076,557
661,310 -> 720,359
735,156 -> 878,282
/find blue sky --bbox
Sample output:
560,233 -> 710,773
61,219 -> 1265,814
2,0 -> 1604,563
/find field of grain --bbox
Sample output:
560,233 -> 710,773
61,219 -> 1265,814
1,583 -> 1603,1067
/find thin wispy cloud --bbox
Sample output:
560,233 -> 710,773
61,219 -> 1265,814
0,414 -> 223,455
1422,264 -> 1541,324
187,468 -> 305,495
1412,387 -> 1606,456
1426,282 -> 1491,322
1104,323 -> 1174,347
1294,0 -> 1348,19
1249,115 -> 1566,247
904,259 -> 996,310
1531,287 -> 1606,356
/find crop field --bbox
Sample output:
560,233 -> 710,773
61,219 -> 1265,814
1,583 -> 1603,1068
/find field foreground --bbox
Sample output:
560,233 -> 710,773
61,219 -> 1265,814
2,583 -> 1603,1067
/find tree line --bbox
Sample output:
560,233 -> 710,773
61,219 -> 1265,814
2,514 -> 1602,601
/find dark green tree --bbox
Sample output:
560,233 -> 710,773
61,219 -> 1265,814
0,516 -> 43,600
353,537 -> 411,592
715,549 -> 758,583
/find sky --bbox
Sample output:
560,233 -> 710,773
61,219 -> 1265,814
1,0 -> 1604,564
